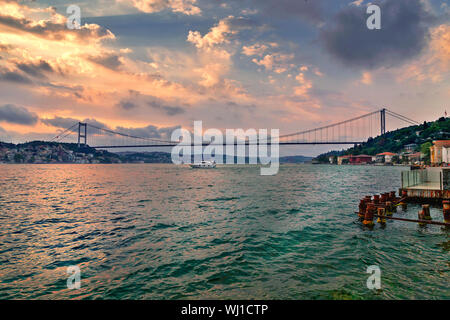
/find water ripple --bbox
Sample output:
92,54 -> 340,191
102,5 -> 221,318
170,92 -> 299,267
0,163 -> 448,299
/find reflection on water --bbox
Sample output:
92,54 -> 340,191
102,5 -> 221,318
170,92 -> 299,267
0,164 -> 449,299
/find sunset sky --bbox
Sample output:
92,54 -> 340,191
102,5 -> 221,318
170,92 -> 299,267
0,0 -> 449,154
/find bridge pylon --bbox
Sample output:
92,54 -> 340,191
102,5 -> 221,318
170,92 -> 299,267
380,108 -> 386,136
78,122 -> 87,147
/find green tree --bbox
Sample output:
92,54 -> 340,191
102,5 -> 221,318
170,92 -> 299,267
420,142 -> 432,156
420,142 -> 432,164
14,153 -> 24,163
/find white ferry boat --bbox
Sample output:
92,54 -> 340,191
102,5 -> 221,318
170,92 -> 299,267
190,160 -> 216,169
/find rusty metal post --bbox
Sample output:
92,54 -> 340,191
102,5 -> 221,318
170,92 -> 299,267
422,204 -> 431,220
363,204 -> 375,227
358,199 -> 367,219
385,201 -> 393,216
443,200 -> 450,223
377,207 -> 386,224
389,191 -> 396,201
373,194 -> 380,205
418,204 -> 431,227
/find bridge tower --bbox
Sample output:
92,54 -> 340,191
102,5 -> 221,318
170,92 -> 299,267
78,122 -> 87,147
380,108 -> 386,136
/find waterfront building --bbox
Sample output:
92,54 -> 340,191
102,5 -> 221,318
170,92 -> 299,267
404,143 -> 418,152
430,140 -> 450,165
348,155 -> 372,165
443,147 -> 449,164
376,152 -> 397,163
403,152 -> 422,164
337,155 -> 351,165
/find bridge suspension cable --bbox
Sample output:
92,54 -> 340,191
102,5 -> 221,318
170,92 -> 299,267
49,108 -> 421,148
385,109 -> 420,126
50,123 -> 78,143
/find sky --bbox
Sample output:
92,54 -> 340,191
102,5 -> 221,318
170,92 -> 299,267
0,0 -> 449,156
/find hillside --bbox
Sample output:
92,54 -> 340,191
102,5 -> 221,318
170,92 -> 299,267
315,116 -> 450,163
279,155 -> 313,163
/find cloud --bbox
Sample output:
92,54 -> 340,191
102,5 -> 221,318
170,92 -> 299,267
0,2 -> 115,43
41,116 -> 80,129
0,43 -> 12,52
15,59 -> 54,79
350,0 -> 365,7
359,71 -> 372,85
118,0 -> 201,15
42,116 -> 115,141
147,99 -> 185,116
187,16 -> 256,87
187,17 -> 236,87
115,124 -> 181,140
187,16 -> 236,49
293,71 -> 313,96
242,43 -> 269,56
252,53 -> 294,73
320,0 -> 432,69
87,53 -> 124,71
396,23 -> 450,83
117,100 -> 137,110
0,104 -> 38,125
0,69 -> 33,84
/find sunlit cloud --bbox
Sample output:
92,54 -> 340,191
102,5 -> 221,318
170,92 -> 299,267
0,0 -> 448,148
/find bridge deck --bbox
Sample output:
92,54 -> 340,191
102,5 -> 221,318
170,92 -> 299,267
91,141 -> 364,148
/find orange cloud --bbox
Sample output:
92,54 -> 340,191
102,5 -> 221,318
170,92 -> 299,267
118,0 -> 201,15
397,24 -> 450,83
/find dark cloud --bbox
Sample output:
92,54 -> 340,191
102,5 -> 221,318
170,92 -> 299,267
15,60 -> 54,78
0,104 -> 38,125
117,100 -> 137,110
83,118 -> 111,132
320,0 -> 432,69
87,53 -> 123,70
116,90 -> 141,110
147,100 -> 185,116
42,116 -> 110,131
41,116 -> 79,129
115,124 -> 181,140
116,98 -> 138,110
116,91 -> 185,116
0,69 -> 32,84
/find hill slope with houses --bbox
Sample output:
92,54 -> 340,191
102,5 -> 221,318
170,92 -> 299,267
315,116 -> 450,165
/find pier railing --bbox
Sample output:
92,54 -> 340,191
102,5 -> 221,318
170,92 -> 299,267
401,168 -> 444,190
401,170 -> 426,188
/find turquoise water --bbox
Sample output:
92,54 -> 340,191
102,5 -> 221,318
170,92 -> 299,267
0,164 -> 448,299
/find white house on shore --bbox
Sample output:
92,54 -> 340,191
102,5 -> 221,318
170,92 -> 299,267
376,152 -> 397,163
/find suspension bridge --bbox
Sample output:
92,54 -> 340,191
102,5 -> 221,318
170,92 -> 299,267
50,108 -> 419,149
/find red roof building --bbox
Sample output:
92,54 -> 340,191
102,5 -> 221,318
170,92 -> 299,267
349,155 -> 373,164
